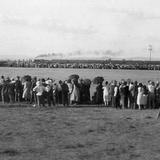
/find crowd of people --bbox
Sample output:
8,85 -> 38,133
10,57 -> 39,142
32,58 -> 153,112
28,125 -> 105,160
2,59 -> 160,70
0,75 -> 160,109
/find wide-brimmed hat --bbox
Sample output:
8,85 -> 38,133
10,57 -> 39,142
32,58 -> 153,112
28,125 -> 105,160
46,80 -> 52,85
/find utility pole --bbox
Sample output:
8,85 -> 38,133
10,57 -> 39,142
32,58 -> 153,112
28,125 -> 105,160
148,44 -> 152,69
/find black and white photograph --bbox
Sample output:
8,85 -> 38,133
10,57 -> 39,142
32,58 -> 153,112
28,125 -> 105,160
0,0 -> 160,159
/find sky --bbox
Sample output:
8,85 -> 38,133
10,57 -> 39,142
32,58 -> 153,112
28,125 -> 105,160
0,0 -> 160,60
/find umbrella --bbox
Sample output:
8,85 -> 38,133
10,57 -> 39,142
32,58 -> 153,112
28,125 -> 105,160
68,74 -> 79,80
22,75 -> 32,82
92,76 -> 104,84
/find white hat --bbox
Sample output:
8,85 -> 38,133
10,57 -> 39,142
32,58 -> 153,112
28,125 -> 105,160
46,79 -> 52,85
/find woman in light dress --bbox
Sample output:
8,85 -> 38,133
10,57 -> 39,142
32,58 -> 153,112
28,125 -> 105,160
70,79 -> 80,104
67,79 -> 73,105
137,83 -> 144,110
22,79 -> 32,102
103,81 -> 109,106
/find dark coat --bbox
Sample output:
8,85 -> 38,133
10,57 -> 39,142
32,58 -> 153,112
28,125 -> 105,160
96,83 -> 103,104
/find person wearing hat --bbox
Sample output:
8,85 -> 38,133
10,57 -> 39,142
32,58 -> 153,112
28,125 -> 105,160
30,77 -> 37,104
33,81 -> 45,107
109,80 -> 116,107
59,80 -> 69,106
113,80 -> 120,109
22,78 -> 32,102
8,78 -> 16,103
70,79 -> 80,105
0,76 -> 5,102
119,80 -> 128,109
103,81 -> 109,107
137,83 -> 143,110
15,76 -> 23,102
148,81 -> 156,109
95,81 -> 103,105
1,77 -> 10,103
155,81 -> 160,108
45,82 -> 55,107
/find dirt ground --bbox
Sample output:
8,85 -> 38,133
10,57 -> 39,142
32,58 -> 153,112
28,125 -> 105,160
0,105 -> 160,160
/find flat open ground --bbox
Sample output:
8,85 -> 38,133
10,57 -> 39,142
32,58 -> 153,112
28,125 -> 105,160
0,105 -> 160,160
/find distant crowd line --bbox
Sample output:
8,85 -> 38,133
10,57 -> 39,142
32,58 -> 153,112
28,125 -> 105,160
2,59 -> 160,70
0,75 -> 160,110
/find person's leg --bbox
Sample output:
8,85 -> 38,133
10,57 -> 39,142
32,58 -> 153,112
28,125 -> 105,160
11,93 -> 14,103
9,94 -> 12,103
15,91 -> 17,102
47,93 -> 51,106
34,93 -> 37,104
121,96 -> 125,109
41,95 -> 45,107
125,96 -> 128,109
116,96 -> 119,109
138,105 -> 141,110
148,93 -> 151,109
1,91 -> 4,104
37,95 -> 40,107
152,94 -> 155,109
65,93 -> 69,106
113,96 -> 116,108
62,93 -> 65,106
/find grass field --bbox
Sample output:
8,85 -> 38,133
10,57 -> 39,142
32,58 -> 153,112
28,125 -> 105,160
1,67 -> 160,83
1,67 -> 160,97
0,105 -> 160,160
0,68 -> 160,160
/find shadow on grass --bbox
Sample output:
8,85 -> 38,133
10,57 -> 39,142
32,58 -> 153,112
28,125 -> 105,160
0,149 -> 20,156
64,143 -> 85,149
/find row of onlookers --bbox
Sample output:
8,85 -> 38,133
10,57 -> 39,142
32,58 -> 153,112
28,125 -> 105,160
0,75 -> 160,109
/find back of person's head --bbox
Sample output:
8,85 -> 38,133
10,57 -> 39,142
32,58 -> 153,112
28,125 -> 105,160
134,81 -> 137,85
105,81 -> 108,85
124,81 -> 127,85
59,80 -> 62,84
67,79 -> 71,83
6,77 -> 10,82
139,83 -> 143,87
113,80 -> 117,85
151,81 -> 155,86
121,79 -> 125,85
41,78 -> 45,83
33,77 -> 37,81
127,78 -> 131,84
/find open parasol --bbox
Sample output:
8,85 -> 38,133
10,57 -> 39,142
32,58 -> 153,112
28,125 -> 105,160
22,75 -> 32,82
92,76 -> 104,84
68,74 -> 79,80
